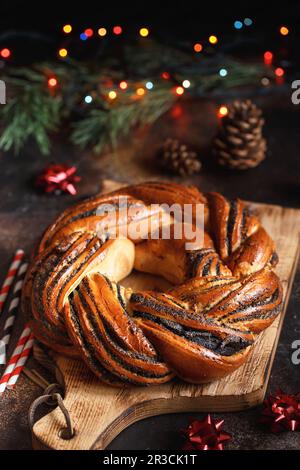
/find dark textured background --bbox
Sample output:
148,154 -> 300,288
0,92 -> 300,449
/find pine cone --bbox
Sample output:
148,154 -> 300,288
214,100 -> 267,170
161,138 -> 202,176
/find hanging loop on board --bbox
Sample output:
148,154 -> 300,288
29,383 -> 75,440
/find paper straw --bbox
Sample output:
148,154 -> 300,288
0,325 -> 32,394
0,261 -> 28,363
0,249 -> 24,316
7,333 -> 34,389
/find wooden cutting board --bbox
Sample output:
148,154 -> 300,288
32,181 -> 300,450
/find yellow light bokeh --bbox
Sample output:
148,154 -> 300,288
139,27 -> 149,37
218,105 -> 228,117
48,77 -> 58,88
175,86 -> 184,96
280,26 -> 289,36
108,90 -> 117,100
98,27 -> 107,37
209,35 -> 218,44
63,24 -> 72,34
119,81 -> 128,90
136,87 -> 145,96
59,48 -> 68,58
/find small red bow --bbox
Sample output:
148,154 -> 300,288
182,414 -> 231,450
36,164 -> 81,195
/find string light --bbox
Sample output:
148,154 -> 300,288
264,51 -> 273,61
275,67 -> 284,77
80,33 -> 87,41
108,90 -> 117,100
145,81 -> 154,89
175,86 -> 184,95
234,20 -> 243,30
182,79 -> 190,88
136,87 -> 145,96
139,27 -> 149,37
48,77 -> 58,88
113,26 -> 122,35
162,71 -> 170,80
84,95 -> 93,104
264,50 -> 273,66
244,18 -> 253,26
58,48 -> 68,58
280,26 -> 289,36
219,68 -> 228,77
0,48 -> 11,58
209,35 -> 218,44
98,28 -> 107,37
63,24 -> 72,34
85,28 -> 94,38
193,43 -> 203,52
119,80 -> 128,90
218,105 -> 228,117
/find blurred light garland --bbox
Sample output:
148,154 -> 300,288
0,18 -> 292,155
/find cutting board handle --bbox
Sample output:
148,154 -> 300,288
31,354 -> 268,450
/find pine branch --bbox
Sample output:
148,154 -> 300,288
0,46 -> 270,156
0,82 -> 62,155
174,57 -> 268,93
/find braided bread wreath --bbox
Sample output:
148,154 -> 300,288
22,182 -> 283,386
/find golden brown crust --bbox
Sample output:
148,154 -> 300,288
207,192 -> 260,261
22,181 -> 283,385
228,227 -> 277,277
63,274 -> 173,386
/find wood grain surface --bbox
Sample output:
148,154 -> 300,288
32,181 -> 300,450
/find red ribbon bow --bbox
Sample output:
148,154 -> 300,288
182,414 -> 231,450
36,164 -> 81,195
260,390 -> 300,433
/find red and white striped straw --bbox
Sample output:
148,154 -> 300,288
0,261 -> 29,364
7,333 -> 34,389
0,249 -> 24,316
0,324 -> 32,394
